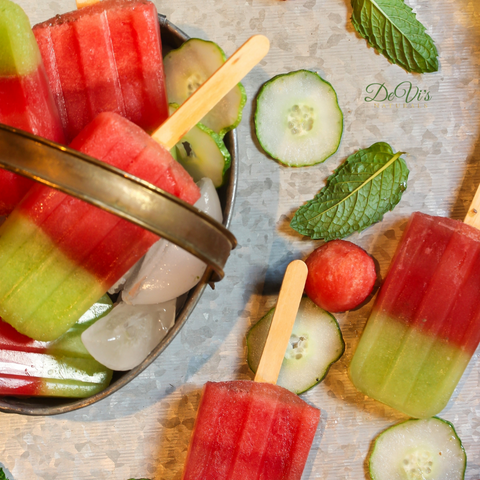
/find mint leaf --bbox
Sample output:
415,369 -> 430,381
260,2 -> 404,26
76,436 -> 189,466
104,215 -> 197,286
0,468 -> 8,480
290,142 -> 408,240
351,0 -> 438,73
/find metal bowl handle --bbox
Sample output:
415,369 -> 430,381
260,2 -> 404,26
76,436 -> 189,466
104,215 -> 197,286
0,125 -> 237,280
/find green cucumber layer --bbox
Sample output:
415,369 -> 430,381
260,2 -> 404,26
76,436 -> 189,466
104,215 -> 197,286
369,417 -> 466,480
247,296 -> 344,394
164,38 -> 246,136
349,312 -> 469,419
254,69 -> 343,167
0,0 -> 41,76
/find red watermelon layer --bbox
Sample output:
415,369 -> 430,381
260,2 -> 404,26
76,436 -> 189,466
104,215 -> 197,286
374,212 -> 480,355
33,0 -> 169,143
183,381 -> 320,480
0,66 -> 65,215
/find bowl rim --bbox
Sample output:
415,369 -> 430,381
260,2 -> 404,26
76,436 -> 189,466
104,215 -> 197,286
0,14 -> 238,416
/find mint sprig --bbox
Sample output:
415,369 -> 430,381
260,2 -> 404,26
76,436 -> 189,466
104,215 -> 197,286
351,0 -> 438,73
290,142 -> 409,240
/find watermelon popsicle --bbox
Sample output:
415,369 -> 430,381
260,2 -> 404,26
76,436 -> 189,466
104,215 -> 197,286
0,34 -> 269,342
350,208 -> 480,418
0,0 -> 65,215
182,261 -> 321,480
0,295 -> 113,397
0,111 -> 200,342
32,0 -> 169,143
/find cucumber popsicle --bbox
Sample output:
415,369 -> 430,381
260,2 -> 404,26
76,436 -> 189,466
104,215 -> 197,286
0,0 -> 65,215
350,211 -> 480,418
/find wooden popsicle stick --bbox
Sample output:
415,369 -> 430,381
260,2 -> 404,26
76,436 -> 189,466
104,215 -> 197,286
464,184 -> 480,229
152,35 -> 270,150
76,0 -> 98,8
254,260 -> 308,385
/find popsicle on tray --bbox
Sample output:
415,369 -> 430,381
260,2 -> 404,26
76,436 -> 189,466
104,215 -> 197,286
350,211 -> 480,418
182,261 -> 320,480
0,0 -> 65,215
0,295 -> 113,397
33,0 -> 169,143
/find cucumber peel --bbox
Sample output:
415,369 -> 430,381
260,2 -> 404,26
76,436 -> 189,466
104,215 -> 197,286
169,104 -> 231,188
254,69 -> 343,167
369,417 -> 466,480
247,296 -> 344,394
164,38 -> 247,137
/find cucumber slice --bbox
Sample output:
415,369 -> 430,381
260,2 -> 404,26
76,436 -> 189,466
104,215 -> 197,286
254,70 -> 343,166
164,38 -> 247,136
247,296 -> 344,394
170,104 -> 231,187
369,417 -> 466,480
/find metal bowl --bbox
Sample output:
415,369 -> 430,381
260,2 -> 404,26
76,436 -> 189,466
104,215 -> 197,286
0,16 -> 238,415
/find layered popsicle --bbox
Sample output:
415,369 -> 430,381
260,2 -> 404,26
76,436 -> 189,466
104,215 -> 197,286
0,295 -> 113,397
0,0 -> 65,215
0,111 -> 200,341
33,0 -> 169,143
182,261 -> 320,480
349,212 -> 480,418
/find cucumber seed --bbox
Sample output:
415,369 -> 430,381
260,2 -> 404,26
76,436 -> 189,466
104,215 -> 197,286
187,74 -> 205,96
285,334 -> 309,360
287,104 -> 315,136
402,450 -> 434,480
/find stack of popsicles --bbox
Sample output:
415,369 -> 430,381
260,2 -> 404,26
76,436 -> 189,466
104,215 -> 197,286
0,0 -> 65,215
0,1 -> 270,350
0,0 -> 269,405
350,211 -> 480,418
0,0 -> 199,343
0,0 -> 182,397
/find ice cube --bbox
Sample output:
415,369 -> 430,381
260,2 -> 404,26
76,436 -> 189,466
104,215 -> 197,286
81,300 -> 175,371
122,177 -> 223,305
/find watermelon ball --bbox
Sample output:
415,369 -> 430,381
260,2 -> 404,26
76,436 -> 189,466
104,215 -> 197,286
304,240 -> 376,313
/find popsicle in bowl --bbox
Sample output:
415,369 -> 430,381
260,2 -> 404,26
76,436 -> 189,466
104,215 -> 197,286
0,0 -> 65,215
350,188 -> 480,418
32,0 -> 169,143
0,295 -> 113,398
182,261 -> 320,480
0,34 -> 269,342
